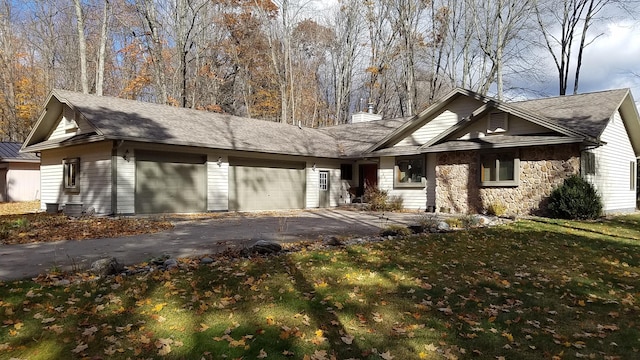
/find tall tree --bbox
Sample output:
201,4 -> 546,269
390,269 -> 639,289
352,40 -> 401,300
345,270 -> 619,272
72,0 -> 89,94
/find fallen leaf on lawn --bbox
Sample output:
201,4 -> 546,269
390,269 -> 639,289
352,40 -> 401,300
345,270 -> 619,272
502,332 -> 514,343
82,326 -> 98,336
71,343 -> 88,354
380,350 -> 394,360
372,312 -> 383,322
156,338 -> 173,356
341,334 -> 354,344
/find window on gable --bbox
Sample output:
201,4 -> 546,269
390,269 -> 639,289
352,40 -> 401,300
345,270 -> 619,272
395,156 -> 425,188
582,152 -> 596,175
480,152 -> 519,187
63,158 -> 80,192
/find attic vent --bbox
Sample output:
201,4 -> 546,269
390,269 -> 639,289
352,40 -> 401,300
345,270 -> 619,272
63,107 -> 79,132
487,112 -> 508,134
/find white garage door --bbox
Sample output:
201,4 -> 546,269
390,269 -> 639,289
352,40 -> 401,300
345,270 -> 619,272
229,158 -> 306,211
135,151 -> 206,214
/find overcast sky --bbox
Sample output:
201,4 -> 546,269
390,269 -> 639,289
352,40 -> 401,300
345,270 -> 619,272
523,20 -> 640,105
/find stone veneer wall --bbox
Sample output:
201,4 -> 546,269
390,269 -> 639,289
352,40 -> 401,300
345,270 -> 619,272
435,144 -> 580,216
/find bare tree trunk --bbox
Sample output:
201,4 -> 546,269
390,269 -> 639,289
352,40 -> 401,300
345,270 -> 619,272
137,0 -> 168,104
573,0 -> 608,94
73,0 -> 88,94
96,0 -> 110,96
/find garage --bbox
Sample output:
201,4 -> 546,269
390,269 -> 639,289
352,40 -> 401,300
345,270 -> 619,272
135,151 -> 206,214
229,157 -> 306,211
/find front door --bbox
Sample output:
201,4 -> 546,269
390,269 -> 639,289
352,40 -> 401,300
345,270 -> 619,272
358,164 -> 378,196
319,170 -> 330,207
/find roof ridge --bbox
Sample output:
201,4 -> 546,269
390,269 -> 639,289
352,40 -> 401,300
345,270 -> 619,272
511,88 -> 629,104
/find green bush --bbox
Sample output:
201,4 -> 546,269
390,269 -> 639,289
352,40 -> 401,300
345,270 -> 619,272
363,186 -> 404,211
547,175 -> 602,220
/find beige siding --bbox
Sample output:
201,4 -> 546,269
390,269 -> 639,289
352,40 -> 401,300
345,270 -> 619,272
589,111 -> 637,213
40,142 -> 112,214
4,163 -> 40,201
306,165 -> 319,208
395,97 -> 483,146
305,160 -> 343,208
208,155 -> 229,211
329,168 -> 341,206
379,156 -> 427,209
456,114 -> 550,139
116,148 -> 135,214
48,105 -> 94,140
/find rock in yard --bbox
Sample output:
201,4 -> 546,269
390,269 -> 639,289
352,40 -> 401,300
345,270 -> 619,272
200,257 -> 214,264
408,225 -> 425,234
324,236 -> 344,246
91,257 -> 124,276
436,221 -> 450,232
246,240 -> 282,255
163,258 -> 178,270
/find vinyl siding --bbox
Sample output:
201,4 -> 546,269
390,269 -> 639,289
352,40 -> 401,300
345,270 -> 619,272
587,110 -> 637,213
306,165 -> 319,208
48,105 -> 94,140
208,155 -> 229,211
305,160 -> 342,208
379,156 -> 427,210
115,149 -> 135,214
455,114 -> 550,139
40,142 -> 112,214
395,97 -> 483,146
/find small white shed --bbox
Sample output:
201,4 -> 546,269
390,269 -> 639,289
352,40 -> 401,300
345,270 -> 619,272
0,142 -> 40,202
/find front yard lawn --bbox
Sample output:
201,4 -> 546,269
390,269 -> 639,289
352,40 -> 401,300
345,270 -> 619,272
1,214 -> 639,359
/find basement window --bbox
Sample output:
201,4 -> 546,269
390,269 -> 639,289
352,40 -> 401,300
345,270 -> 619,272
63,158 -> 80,192
480,152 -> 519,187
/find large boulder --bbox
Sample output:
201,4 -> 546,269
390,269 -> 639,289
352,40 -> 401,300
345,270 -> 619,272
90,257 -> 124,276
244,240 -> 282,255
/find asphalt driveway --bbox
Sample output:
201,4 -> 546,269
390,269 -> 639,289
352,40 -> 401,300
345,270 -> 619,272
0,209 -> 423,281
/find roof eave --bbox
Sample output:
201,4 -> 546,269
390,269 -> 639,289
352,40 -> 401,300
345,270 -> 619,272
421,137 -> 586,153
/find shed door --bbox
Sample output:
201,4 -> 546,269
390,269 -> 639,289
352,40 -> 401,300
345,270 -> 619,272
135,151 -> 206,214
229,158 -> 305,211
319,170 -> 330,207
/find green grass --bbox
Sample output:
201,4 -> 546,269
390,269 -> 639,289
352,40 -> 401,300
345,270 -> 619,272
1,215 -> 639,359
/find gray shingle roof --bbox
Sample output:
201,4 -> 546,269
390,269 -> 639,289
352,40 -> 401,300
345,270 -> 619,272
510,89 -> 629,139
53,90 -> 347,158
0,142 -> 39,162
319,118 -> 411,157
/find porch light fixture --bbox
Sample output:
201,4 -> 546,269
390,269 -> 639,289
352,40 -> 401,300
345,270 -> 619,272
122,149 -> 129,162
217,157 -> 223,166
312,163 -> 317,171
